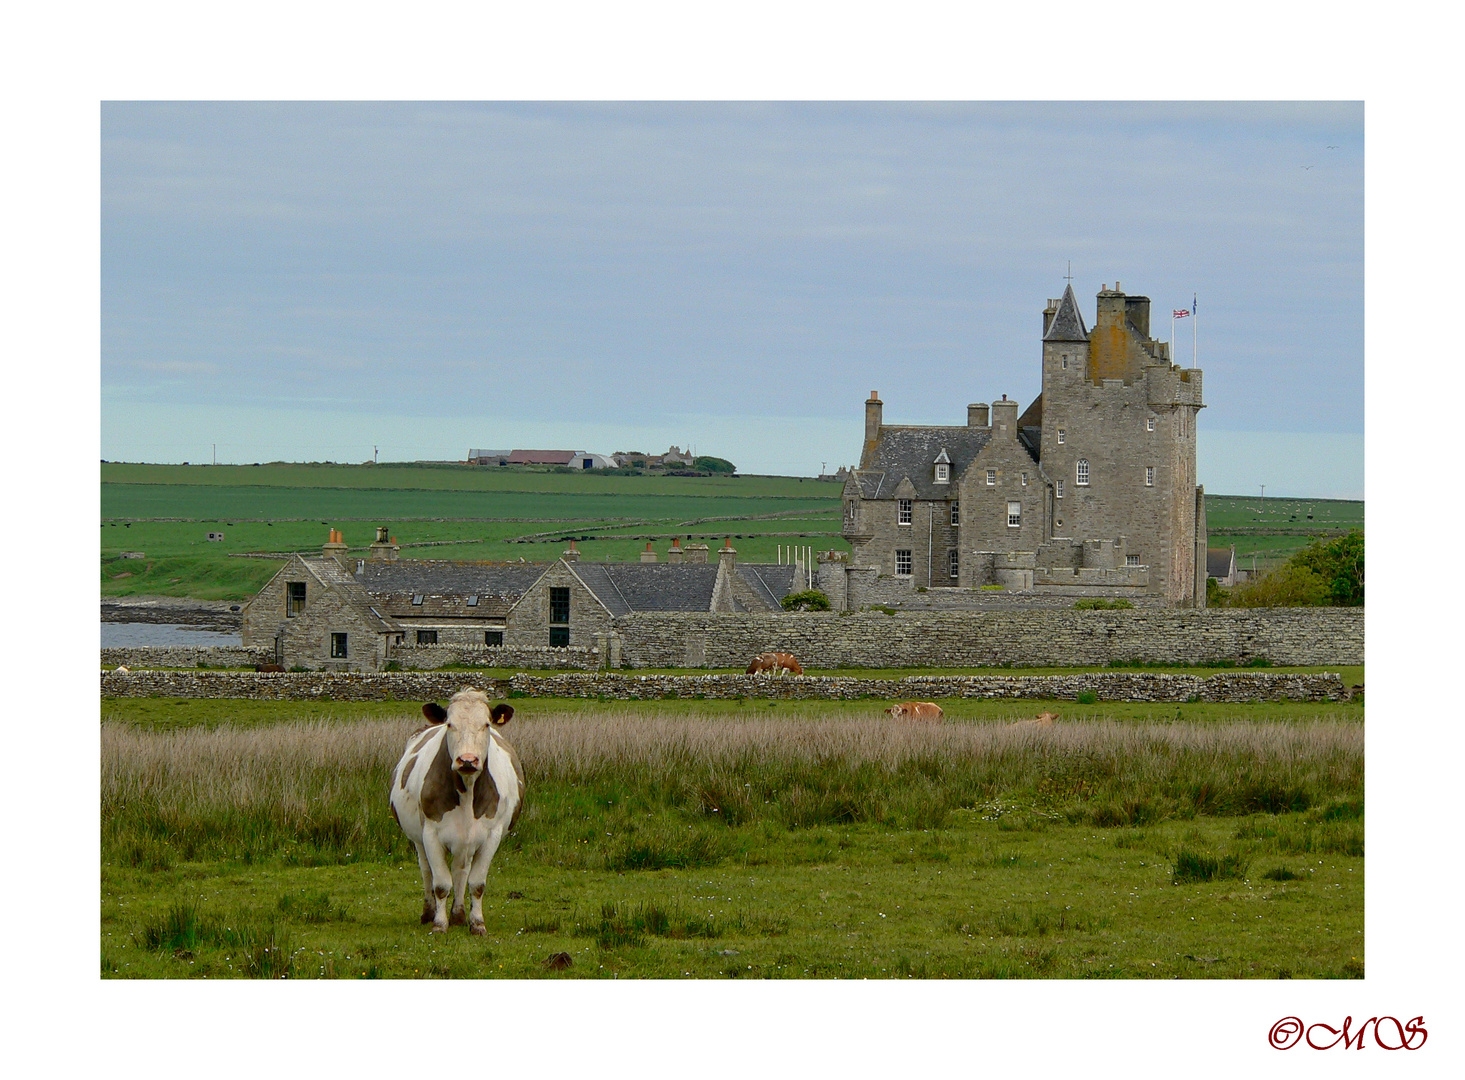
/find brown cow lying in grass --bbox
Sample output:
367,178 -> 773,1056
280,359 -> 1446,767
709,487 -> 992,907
746,652 -> 803,675
1010,712 -> 1058,728
884,701 -> 944,722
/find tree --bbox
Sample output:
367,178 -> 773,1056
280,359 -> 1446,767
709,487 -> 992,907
1289,529 -> 1364,606
694,456 -> 736,474
781,589 -> 830,611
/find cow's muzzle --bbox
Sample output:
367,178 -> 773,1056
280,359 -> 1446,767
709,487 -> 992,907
455,755 -> 480,774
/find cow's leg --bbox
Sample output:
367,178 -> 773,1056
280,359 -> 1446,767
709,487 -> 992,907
420,831 -> 453,932
466,831 -> 506,936
449,852 -> 469,926
414,843 -> 435,924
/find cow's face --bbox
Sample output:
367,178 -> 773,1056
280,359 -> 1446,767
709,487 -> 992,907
884,705 -> 905,718
423,692 -> 514,776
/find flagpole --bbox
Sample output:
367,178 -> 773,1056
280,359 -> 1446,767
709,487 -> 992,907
1193,293 -> 1198,367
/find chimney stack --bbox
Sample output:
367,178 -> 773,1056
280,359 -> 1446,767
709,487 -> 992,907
640,541 -> 658,564
967,402 -> 989,427
322,528 -> 349,570
562,539 -> 579,563
684,542 -> 710,564
991,396 -> 1019,435
369,525 -> 400,561
862,391 -> 883,466
667,537 -> 684,564
718,538 -> 736,573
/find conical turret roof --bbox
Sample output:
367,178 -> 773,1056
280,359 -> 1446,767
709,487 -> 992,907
1043,283 -> 1088,342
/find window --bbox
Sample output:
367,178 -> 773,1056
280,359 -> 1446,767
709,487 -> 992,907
1146,416 -> 1156,432
485,630 -> 504,647
1126,555 -> 1141,567
1146,466 -> 1155,487
411,594 -> 424,606
935,463 -> 949,483
949,501 -> 960,525
549,626 -> 570,648
844,501 -> 858,528
330,632 -> 347,658
986,469 -> 996,486
286,581 -> 306,616
466,594 -> 479,607
416,629 -> 438,645
895,549 -> 913,575
897,499 -> 913,525
550,586 -> 570,625
1021,472 -> 1028,486
1007,501 -> 1021,527
1056,480 -> 1064,499
949,549 -> 959,578
1076,459 -> 1089,486
1061,358 -> 1068,370
1057,428 -> 1066,445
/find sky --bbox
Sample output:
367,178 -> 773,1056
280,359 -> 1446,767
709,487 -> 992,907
101,101 -> 1363,497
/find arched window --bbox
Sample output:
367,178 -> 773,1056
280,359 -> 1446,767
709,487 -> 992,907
1076,459 -> 1090,486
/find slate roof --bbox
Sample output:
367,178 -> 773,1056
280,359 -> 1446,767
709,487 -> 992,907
296,558 -> 403,633
850,425 -> 992,501
508,449 -> 577,465
570,562 -> 721,615
1043,284 -> 1088,342
738,564 -> 799,608
1206,548 -> 1236,580
357,560 -> 549,619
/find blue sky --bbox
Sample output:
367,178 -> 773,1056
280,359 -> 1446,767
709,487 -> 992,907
102,101 -> 1363,496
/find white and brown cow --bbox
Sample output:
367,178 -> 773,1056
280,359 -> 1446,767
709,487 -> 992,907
884,701 -> 944,722
746,651 -> 804,676
389,688 -> 525,935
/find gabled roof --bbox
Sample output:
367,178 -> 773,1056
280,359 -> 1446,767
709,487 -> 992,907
293,557 -> 403,633
569,562 -> 721,615
849,425 -> 993,500
507,449 -> 578,465
1043,284 -> 1088,342
737,564 -> 798,609
1206,548 -> 1236,579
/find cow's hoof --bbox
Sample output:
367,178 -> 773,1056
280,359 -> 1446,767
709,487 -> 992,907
430,922 -> 447,934
449,907 -> 467,927
469,923 -> 487,937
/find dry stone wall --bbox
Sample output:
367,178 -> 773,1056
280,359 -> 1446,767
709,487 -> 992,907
392,644 -> 601,670
101,669 -> 1347,703
102,646 -> 274,669
614,609 -> 1363,668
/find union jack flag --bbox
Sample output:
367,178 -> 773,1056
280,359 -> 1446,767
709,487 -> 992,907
1172,308 -> 1191,319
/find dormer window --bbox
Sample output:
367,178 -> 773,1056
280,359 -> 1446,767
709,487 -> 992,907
933,449 -> 951,485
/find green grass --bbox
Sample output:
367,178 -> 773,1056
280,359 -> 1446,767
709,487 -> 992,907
101,463 -> 844,599
101,704 -> 1363,979
1205,495 -> 1364,569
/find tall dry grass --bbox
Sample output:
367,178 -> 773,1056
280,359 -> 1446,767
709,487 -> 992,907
102,710 -> 1363,869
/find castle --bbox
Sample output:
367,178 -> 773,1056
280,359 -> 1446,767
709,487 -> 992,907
833,282 -> 1207,606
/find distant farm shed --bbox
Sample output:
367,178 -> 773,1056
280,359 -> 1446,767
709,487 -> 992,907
1207,546 -> 1238,587
507,449 -> 579,466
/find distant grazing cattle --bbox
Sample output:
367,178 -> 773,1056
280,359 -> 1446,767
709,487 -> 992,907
254,663 -> 286,673
884,701 -> 944,722
1010,712 -> 1058,728
746,652 -> 803,676
389,689 -> 525,934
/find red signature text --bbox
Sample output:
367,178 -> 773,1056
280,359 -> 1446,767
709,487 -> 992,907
1269,1016 -> 1427,1050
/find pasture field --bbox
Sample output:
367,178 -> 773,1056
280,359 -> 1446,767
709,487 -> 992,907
102,700 -> 1363,979
1204,495 -> 1364,570
101,462 -> 843,599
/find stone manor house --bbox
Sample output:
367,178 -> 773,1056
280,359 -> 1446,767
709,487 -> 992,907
833,282 -> 1207,606
241,528 -> 804,671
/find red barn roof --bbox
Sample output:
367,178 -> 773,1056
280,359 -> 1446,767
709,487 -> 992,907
507,449 -> 578,465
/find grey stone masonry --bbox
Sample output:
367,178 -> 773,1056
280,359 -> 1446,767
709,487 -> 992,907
611,608 -> 1362,668
102,646 -> 274,669
100,669 -> 1347,703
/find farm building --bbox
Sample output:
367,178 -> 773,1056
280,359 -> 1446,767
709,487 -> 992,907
241,530 -> 805,670
838,282 -> 1207,606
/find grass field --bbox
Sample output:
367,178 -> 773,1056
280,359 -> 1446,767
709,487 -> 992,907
1204,494 -> 1364,570
101,463 -> 844,599
102,699 -> 1363,979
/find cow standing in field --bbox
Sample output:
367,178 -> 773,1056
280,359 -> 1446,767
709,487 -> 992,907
884,701 -> 944,722
746,652 -> 804,676
389,689 -> 525,935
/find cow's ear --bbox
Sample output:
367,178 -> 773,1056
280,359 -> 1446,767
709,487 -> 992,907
490,703 -> 514,726
422,702 -> 448,724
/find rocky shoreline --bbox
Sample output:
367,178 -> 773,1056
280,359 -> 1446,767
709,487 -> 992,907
100,595 -> 243,631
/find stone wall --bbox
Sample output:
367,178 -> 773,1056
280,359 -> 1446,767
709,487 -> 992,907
100,669 -> 1347,703
102,646 -> 274,669
391,644 -> 602,670
611,608 -> 1363,668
